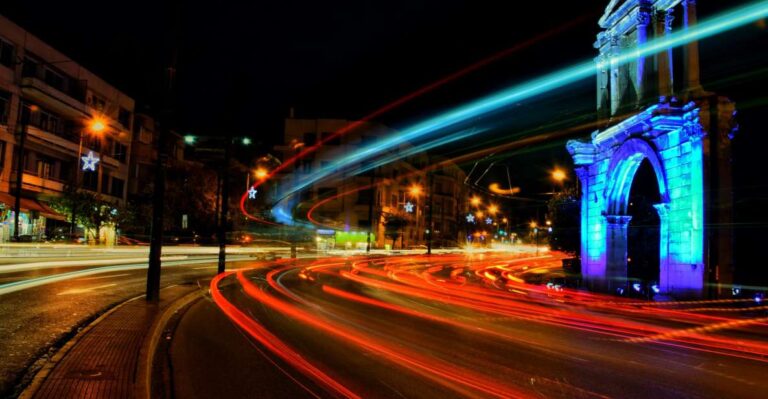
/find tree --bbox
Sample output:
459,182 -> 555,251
547,186 -> 580,254
384,214 -> 408,249
47,186 -> 132,244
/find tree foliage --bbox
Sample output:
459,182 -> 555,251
547,186 -> 580,254
384,214 -> 408,248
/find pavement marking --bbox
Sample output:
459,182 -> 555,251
77,273 -> 132,281
57,283 -> 118,296
0,256 -> 254,296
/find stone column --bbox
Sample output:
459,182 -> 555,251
605,214 -> 632,293
653,203 -> 670,293
635,9 -> 652,106
683,0 -> 701,96
655,9 -> 674,98
609,35 -> 621,116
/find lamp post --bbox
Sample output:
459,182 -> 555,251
12,104 -> 35,242
71,117 -> 106,239
531,221 -> 540,256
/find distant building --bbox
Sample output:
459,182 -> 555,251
273,116 -> 467,249
0,14 -> 135,242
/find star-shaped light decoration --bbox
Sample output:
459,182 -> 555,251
404,201 -> 414,213
466,213 -> 475,223
485,217 -> 493,225
247,187 -> 258,199
81,151 -> 100,171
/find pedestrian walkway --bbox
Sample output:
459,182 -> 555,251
24,285 -> 197,399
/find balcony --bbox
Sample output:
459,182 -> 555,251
20,76 -> 87,120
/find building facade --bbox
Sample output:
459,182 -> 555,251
0,14 -> 134,242
273,116 -> 467,250
567,0 -> 736,298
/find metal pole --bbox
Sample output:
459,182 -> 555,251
70,131 -> 84,239
13,118 -> 27,242
366,169 -> 375,253
426,169 -> 433,255
217,139 -> 231,274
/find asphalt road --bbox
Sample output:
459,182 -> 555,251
189,251 -> 768,399
0,244 -> 292,397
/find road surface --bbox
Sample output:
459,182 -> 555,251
198,251 -> 768,398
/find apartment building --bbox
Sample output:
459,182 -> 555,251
0,14 -> 134,241
273,115 -> 467,249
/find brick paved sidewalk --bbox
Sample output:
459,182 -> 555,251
23,285 -> 199,399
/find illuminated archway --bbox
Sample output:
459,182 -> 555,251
568,103 -> 705,296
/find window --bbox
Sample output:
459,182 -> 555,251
44,67 -> 65,91
320,131 -> 341,145
303,132 -> 316,146
36,158 -> 53,179
118,108 -> 131,128
110,177 -> 125,198
0,91 -> 9,125
89,94 -> 106,111
113,142 -> 127,163
0,38 -> 13,68
22,57 -> 38,77
38,110 -> 61,134
101,172 -> 110,194
139,128 -> 152,144
82,169 -> 98,191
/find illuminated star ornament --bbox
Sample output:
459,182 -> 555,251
81,151 -> 99,171
485,217 -> 493,225
247,187 -> 258,199
404,201 -> 414,213
466,213 -> 475,223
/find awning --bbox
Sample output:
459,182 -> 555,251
0,192 -> 67,221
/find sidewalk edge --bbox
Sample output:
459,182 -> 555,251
18,293 -> 147,399
136,287 -> 204,399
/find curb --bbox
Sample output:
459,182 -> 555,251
18,293 -> 147,399
136,288 -> 204,399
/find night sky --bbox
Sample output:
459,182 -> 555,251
2,1 -> 767,282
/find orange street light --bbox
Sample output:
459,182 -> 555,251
470,196 -> 481,206
488,204 -> 498,215
255,168 -> 269,179
502,217 -> 508,223
530,221 -> 538,229
89,117 -> 107,134
551,168 -> 567,183
476,211 -> 484,218
409,184 -> 423,197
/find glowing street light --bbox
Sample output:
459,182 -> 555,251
409,184 -> 423,197
184,135 -> 196,145
89,117 -> 107,134
241,137 -> 252,145
530,221 -> 538,229
255,168 -> 269,179
470,196 -> 481,206
551,168 -> 567,183
488,204 -> 498,215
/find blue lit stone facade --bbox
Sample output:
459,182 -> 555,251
568,0 -> 736,297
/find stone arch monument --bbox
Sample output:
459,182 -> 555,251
567,0 -> 737,298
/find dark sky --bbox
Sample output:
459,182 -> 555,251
0,1 -> 604,139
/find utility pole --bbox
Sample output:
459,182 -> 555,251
366,169 -> 375,253
217,139 -> 231,274
12,111 -> 28,242
146,0 -> 179,302
426,169 -> 434,255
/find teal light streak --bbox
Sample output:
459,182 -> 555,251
280,0 -> 768,203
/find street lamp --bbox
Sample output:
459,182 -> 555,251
530,221 -> 540,256
488,204 -> 498,215
70,116 -> 108,240
470,196 -> 481,207
409,184 -> 423,197
552,168 -> 566,183
254,167 -> 269,180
